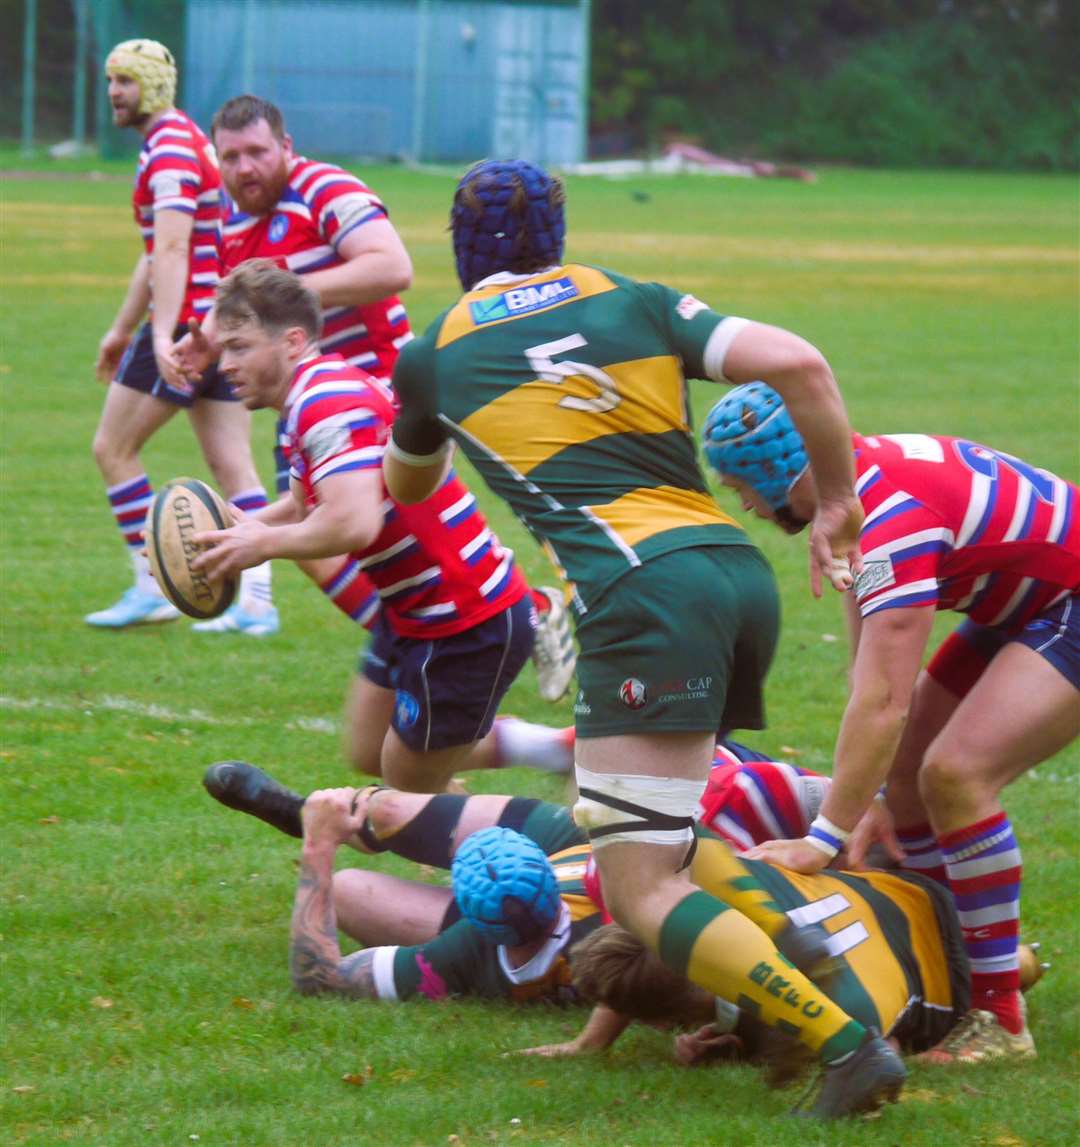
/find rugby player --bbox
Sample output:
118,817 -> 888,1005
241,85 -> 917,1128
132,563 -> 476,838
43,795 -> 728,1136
190,261 -> 541,793
702,383 -> 1080,1062
380,160 -> 901,1110
176,97 -> 575,701
87,41 -> 274,630
276,782 -> 963,1117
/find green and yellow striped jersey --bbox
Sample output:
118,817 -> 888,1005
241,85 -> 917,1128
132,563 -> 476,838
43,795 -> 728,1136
393,263 -> 753,609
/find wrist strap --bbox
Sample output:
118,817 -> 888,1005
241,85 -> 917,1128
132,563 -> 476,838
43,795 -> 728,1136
805,814 -> 852,859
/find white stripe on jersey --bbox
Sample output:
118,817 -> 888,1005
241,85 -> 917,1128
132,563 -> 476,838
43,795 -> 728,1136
147,143 -> 197,161
406,602 -> 457,618
393,332 -> 415,349
358,533 -> 418,570
1049,476 -> 1070,542
855,464 -> 882,495
275,201 -> 313,221
321,322 -> 370,349
480,554 -> 513,596
956,471 -> 993,547
386,304 -> 407,322
861,490 -> 912,529
459,528 -> 493,562
224,214 -> 260,237
953,572 -> 990,612
706,813 -> 755,853
379,566 -> 441,597
439,492 -> 475,523
287,243 -> 336,271
1002,479 -> 1033,543
864,578 -> 939,610
310,446 -> 383,484
862,526 -> 955,563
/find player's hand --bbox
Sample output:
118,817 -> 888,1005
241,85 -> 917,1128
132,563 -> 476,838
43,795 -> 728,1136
174,318 -> 214,383
153,332 -> 195,397
845,797 -> 905,870
95,328 -> 131,382
302,788 -> 365,847
744,837 -> 830,874
672,1024 -> 744,1067
191,508 -> 269,578
808,493 -> 863,598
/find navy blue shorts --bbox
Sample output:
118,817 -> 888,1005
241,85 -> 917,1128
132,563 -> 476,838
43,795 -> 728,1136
115,321 -> 235,407
929,592 -> 1080,695
360,594 -> 536,751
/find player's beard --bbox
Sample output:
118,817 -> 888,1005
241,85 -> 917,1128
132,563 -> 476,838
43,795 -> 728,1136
230,160 -> 290,217
112,102 -> 148,131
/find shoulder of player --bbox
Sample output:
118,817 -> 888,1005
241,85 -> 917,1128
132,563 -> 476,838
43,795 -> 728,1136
288,156 -> 376,203
290,361 -> 391,424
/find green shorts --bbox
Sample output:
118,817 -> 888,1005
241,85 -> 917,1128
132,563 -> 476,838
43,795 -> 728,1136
573,545 -> 779,738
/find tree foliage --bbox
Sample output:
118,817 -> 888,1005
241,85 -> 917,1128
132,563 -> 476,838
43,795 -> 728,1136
590,0 -> 1078,169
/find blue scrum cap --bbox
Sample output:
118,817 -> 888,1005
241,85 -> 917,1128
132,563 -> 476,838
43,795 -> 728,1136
450,159 -> 566,290
701,382 -> 809,511
451,826 -> 561,947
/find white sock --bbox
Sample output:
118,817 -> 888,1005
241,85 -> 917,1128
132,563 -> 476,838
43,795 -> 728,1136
240,561 -> 274,615
131,549 -> 165,598
495,718 -> 573,773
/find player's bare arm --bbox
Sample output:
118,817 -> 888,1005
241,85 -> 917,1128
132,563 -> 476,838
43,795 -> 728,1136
96,254 -> 151,381
150,208 -> 196,391
747,604 -> 935,873
192,468 -> 385,578
301,220 -> 412,308
722,322 -> 862,597
384,439 -> 452,505
289,789 -> 375,997
515,1003 -> 632,1058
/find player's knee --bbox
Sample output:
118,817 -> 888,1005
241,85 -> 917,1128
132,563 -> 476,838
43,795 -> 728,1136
919,742 -> 983,804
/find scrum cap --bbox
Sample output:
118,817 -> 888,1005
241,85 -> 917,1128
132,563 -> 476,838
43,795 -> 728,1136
702,382 -> 809,511
451,826 -> 561,947
106,39 -> 177,117
450,159 -> 565,290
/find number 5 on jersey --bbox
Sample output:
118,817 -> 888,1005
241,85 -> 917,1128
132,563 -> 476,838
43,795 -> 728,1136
526,335 -> 621,414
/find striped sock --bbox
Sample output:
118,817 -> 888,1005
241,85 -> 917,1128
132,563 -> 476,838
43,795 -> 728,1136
108,474 -> 158,594
896,822 -> 948,885
320,558 -> 380,630
659,891 -> 866,1064
230,487 -> 273,614
529,587 -> 551,616
939,811 -> 1023,1034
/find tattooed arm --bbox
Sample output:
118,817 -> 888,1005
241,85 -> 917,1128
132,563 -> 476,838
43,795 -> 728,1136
289,789 -> 380,998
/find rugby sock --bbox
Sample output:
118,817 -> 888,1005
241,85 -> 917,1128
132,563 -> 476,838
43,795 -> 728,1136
320,558 -> 380,629
108,474 -> 161,596
230,487 -> 274,615
896,822 -> 947,885
658,891 -> 866,1064
493,718 -> 574,773
529,587 -> 551,616
939,811 -> 1024,1034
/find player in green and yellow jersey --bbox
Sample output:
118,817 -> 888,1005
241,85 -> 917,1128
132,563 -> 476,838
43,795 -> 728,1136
383,160 -> 892,1118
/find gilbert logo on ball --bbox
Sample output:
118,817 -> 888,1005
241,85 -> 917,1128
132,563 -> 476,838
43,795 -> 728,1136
146,477 -> 237,619
619,677 -> 648,710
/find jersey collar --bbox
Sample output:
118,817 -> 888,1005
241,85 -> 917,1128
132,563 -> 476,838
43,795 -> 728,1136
471,266 -> 563,291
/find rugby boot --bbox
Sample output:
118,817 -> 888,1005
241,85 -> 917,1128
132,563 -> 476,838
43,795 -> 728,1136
203,761 -> 303,838
916,998 -> 1036,1065
531,586 -> 576,702
85,586 -> 181,628
191,603 -> 280,636
794,1032 -> 907,1119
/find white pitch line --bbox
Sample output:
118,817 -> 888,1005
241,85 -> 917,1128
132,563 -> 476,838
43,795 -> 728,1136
0,693 -> 340,735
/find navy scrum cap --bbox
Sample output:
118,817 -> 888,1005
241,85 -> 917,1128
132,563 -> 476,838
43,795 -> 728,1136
451,159 -> 566,290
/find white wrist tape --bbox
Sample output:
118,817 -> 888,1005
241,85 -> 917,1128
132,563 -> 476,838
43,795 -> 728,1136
804,814 -> 852,859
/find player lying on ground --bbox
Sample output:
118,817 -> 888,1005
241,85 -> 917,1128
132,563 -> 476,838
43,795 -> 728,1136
188,262 -> 550,792
703,383 -> 1080,1063
172,96 -> 575,696
277,784 -> 915,1118
87,40 -> 274,631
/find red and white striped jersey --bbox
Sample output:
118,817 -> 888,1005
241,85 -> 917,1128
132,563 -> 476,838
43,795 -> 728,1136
133,110 -> 222,325
282,354 -> 526,638
222,157 -> 411,378
852,433 -> 1080,632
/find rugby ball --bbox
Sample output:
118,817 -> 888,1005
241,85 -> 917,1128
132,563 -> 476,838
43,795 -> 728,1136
146,477 -> 237,619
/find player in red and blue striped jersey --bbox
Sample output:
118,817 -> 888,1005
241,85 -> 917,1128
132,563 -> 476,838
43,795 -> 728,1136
703,383 -> 1080,1063
87,41 -> 274,633
192,261 -> 536,793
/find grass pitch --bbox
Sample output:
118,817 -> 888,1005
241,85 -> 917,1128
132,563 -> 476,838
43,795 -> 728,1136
1,160 -> 1078,1146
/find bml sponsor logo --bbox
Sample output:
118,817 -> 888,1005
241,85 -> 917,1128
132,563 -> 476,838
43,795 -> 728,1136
470,277 -> 579,325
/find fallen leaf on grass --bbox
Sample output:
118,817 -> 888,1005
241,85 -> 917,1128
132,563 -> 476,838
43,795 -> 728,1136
961,1082 -> 984,1096
38,815 -> 60,825
779,746 -> 802,757
90,996 -> 114,1009
390,1067 -> 417,1083
992,1136 -> 1028,1146
12,1085 -> 34,1094
526,1079 -> 547,1088
898,1088 -> 940,1103
232,997 -> 255,1010
342,1068 -> 374,1087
